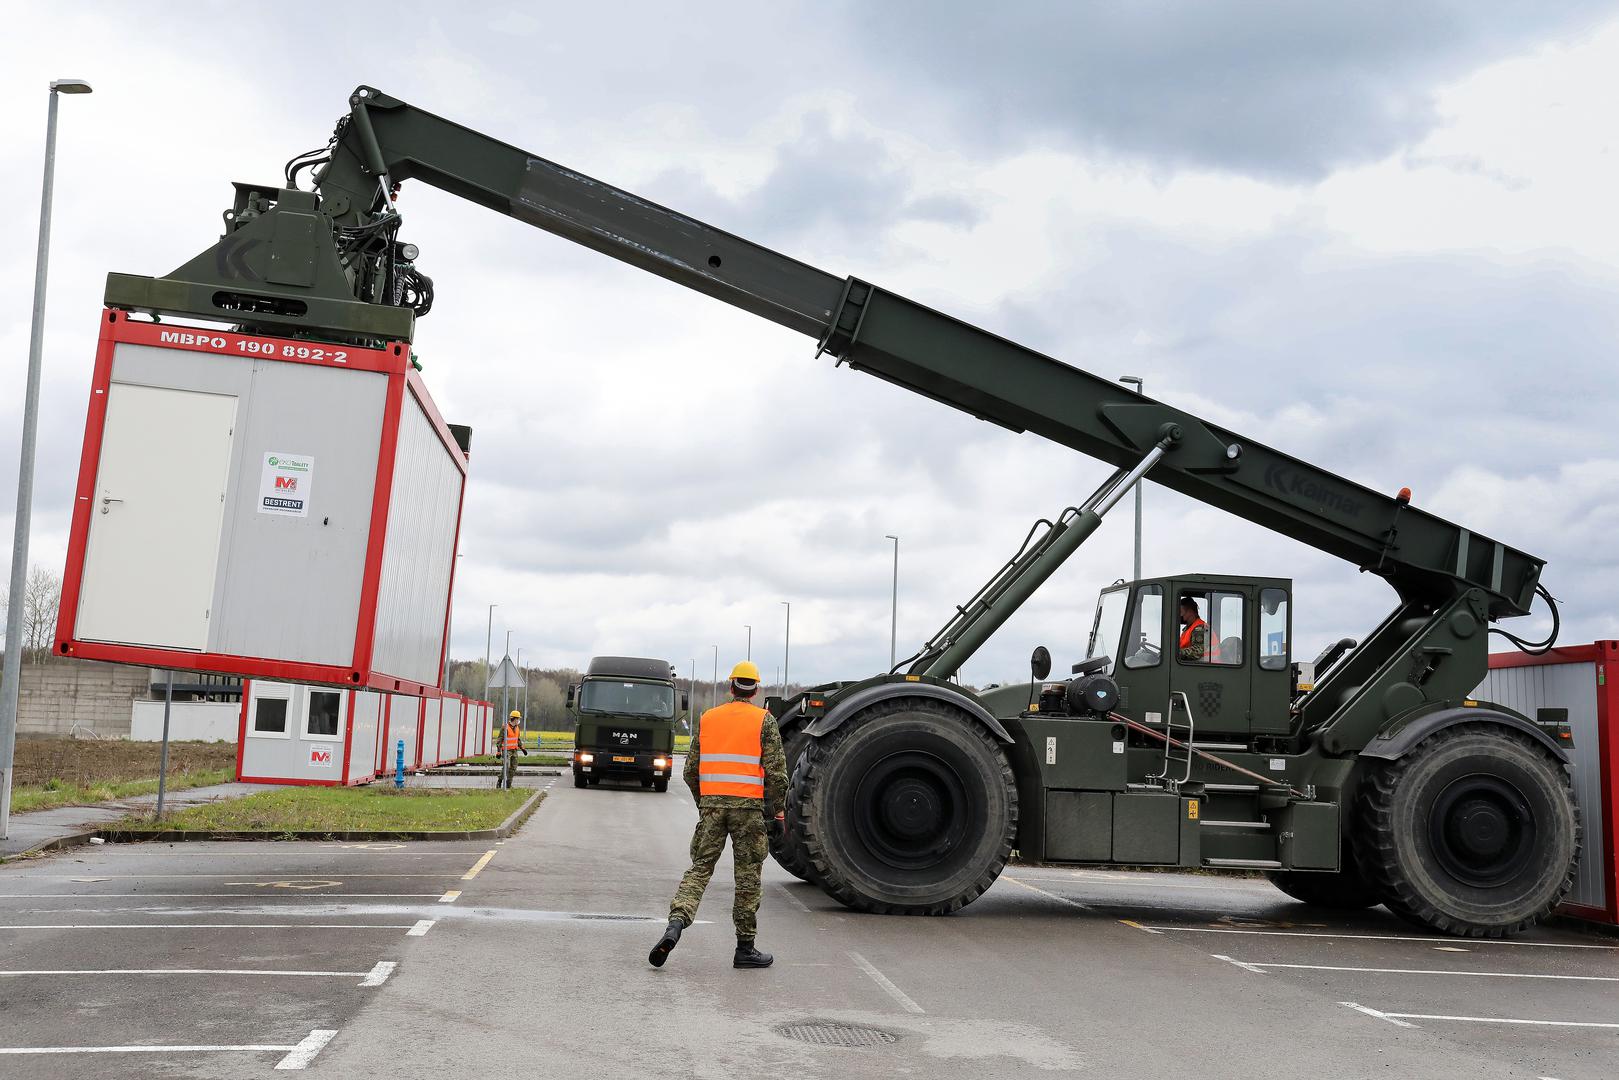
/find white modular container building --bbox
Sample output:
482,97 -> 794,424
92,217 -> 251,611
56,310 -> 468,697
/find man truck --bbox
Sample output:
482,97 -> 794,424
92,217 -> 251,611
568,656 -> 682,792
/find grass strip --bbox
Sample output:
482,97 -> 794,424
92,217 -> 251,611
110,785 -> 534,834
11,767 -> 237,814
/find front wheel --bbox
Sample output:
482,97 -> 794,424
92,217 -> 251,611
1355,724 -> 1579,938
573,773 -> 587,789
799,695 -> 1017,915
653,779 -> 669,793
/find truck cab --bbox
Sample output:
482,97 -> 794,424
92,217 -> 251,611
1085,574 -> 1295,741
568,656 -> 683,792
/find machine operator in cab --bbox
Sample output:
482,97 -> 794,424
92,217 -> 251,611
1178,596 -> 1209,662
649,661 -> 788,970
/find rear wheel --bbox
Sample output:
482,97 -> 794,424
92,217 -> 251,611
799,696 -> 1017,915
1268,844 -> 1380,910
1355,724 -> 1579,938
653,779 -> 669,793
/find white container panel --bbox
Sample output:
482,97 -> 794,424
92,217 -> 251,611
438,697 -> 460,763
347,691 -> 383,784
1477,661 -> 1606,913
130,700 -> 240,742
371,388 -> 463,685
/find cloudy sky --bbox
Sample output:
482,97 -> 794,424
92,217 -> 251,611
3,2 -> 1618,688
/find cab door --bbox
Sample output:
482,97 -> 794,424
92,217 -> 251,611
1169,587 -> 1252,737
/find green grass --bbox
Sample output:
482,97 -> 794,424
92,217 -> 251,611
11,767 -> 237,815
460,754 -> 570,767
110,785 -> 535,834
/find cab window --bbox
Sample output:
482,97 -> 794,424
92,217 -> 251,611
1177,590 -> 1244,667
1123,584 -> 1164,669
1259,588 -> 1289,671
1087,587 -> 1129,673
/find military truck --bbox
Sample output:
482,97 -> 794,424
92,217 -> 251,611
107,87 -> 1578,937
568,657 -> 683,792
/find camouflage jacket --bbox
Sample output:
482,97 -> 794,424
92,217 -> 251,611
683,703 -> 788,817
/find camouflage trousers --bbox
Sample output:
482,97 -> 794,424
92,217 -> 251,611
669,805 -> 767,938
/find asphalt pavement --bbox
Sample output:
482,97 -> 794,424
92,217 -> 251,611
0,763 -> 1612,1078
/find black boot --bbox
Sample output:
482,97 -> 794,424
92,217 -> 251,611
648,918 -> 684,967
733,938 -> 774,969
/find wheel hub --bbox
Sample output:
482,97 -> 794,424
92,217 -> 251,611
850,751 -> 969,872
1429,774 -> 1536,888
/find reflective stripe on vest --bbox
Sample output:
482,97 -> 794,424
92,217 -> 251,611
505,722 -> 521,749
697,700 -> 766,798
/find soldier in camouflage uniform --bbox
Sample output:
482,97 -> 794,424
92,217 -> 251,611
649,660 -> 788,970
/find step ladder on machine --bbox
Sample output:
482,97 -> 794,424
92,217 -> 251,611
1148,691 -> 1195,793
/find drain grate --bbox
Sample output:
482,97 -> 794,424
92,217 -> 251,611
773,1021 -> 898,1048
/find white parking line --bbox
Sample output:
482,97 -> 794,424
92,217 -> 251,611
775,884 -> 811,913
359,961 -> 397,987
1219,958 -> 1619,982
439,890 -> 462,903
276,1029 -> 338,1070
0,1028 -> 337,1071
0,966 -> 394,986
848,951 -> 925,1014
1139,926 -> 1617,949
407,919 -> 435,936
0,893 -> 445,899
0,923 -> 419,931
1001,875 -> 1093,911
1340,1002 -> 1417,1029
1373,1009 -> 1619,1030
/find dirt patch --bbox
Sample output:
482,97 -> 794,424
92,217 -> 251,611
14,736 -> 236,788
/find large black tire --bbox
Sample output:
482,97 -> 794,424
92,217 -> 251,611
1354,724 -> 1579,938
1268,844 -> 1381,910
770,733 -> 818,883
653,779 -> 669,793
798,696 -> 1017,915
573,773 -> 587,789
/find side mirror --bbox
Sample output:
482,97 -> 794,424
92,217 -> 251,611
566,684 -> 577,709
681,693 -> 690,712
1030,646 -> 1052,682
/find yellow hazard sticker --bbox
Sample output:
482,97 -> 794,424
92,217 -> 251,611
904,675 -> 921,681
1187,800 -> 1200,820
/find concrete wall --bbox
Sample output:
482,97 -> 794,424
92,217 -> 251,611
9,656 -> 149,737
130,700 -> 240,743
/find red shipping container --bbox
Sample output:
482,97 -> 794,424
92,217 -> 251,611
56,310 -> 467,696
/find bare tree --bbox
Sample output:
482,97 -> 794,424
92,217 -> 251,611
22,565 -> 61,662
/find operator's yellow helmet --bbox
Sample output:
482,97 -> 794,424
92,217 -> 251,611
509,710 -> 522,720
729,661 -> 762,686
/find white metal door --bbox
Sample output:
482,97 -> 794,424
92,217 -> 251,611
76,383 -> 237,650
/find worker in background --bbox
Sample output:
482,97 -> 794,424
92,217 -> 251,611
649,660 -> 788,970
1178,596 -> 1209,662
500,709 -> 527,789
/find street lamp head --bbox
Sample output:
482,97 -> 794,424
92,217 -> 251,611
50,79 -> 93,94
1119,375 -> 1144,392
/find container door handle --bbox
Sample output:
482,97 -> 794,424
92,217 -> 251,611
100,495 -> 124,514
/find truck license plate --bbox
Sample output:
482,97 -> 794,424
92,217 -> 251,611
613,755 -> 635,763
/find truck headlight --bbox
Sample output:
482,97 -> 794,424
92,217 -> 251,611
653,757 -> 668,768
578,752 -> 593,764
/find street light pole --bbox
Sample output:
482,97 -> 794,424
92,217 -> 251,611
1,78 -> 92,841
885,535 -> 899,670
781,601 -> 791,697
711,646 -> 719,711
516,648 -> 525,735
744,624 -> 752,660
688,660 -> 696,733
483,603 -> 497,698
1119,375 -> 1144,583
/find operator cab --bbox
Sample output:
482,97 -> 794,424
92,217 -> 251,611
1082,575 -> 1293,738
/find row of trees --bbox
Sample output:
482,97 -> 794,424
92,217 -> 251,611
0,565 -> 62,665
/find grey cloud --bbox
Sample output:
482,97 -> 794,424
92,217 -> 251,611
849,1 -> 1614,180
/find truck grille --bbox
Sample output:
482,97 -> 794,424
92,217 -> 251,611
595,728 -> 650,749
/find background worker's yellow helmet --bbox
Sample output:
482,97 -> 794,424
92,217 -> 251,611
509,710 -> 522,720
729,660 -> 761,688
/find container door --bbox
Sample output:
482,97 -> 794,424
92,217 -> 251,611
76,384 -> 237,650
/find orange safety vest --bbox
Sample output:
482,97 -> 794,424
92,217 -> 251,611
697,700 -> 767,799
1178,618 -> 1207,651
504,721 -> 522,750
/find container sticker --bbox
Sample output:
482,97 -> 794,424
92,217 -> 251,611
1187,800 -> 1200,820
1269,758 -> 1285,771
1112,740 -> 1125,754
1145,711 -> 1163,725
259,452 -> 314,517
309,747 -> 333,768
1045,736 -> 1057,765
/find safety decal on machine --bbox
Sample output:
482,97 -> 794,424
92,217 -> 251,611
1045,736 -> 1057,765
259,451 -> 315,517
1187,800 -> 1199,820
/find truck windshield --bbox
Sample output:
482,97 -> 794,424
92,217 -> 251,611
1087,587 -> 1129,672
579,680 -> 675,719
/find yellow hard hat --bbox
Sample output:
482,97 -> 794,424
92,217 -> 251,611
509,710 -> 522,719
729,660 -> 762,685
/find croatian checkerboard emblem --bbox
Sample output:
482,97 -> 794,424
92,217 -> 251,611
1198,681 -> 1222,717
